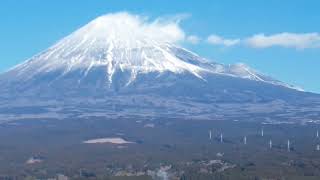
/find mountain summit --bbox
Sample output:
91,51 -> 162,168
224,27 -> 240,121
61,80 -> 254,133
0,13 -> 318,121
1,13 -> 297,89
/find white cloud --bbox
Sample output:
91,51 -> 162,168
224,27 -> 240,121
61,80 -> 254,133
207,34 -> 240,47
186,35 -> 201,44
89,13 -> 320,50
87,12 -> 187,44
246,33 -> 320,49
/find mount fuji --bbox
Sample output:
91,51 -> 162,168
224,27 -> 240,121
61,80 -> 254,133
0,13 -> 319,122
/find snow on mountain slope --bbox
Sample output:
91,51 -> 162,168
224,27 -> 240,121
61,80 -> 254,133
1,12 -> 300,92
224,63 -> 304,91
1,13 -> 319,121
6,13 -> 208,84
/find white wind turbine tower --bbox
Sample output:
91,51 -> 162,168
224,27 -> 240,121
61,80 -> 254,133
243,136 -> 247,145
317,130 -> 319,138
220,133 -> 223,143
287,139 -> 291,152
261,128 -> 264,137
209,130 -> 212,140
317,144 -> 320,151
269,139 -> 272,149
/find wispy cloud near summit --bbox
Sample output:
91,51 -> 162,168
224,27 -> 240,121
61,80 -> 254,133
207,34 -> 240,47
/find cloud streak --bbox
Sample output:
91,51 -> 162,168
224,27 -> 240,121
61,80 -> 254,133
205,33 -> 320,49
207,34 -> 240,47
88,13 -> 320,49
245,33 -> 320,49
186,35 -> 200,44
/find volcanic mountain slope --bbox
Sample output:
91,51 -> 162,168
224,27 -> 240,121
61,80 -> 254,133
0,13 -> 319,121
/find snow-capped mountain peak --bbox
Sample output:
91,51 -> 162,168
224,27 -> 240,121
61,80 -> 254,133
2,13 -> 301,91
0,12 -> 315,122
8,13 -> 212,84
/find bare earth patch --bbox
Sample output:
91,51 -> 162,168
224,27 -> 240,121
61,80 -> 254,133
83,137 -> 134,144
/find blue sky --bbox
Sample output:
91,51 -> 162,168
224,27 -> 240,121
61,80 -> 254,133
0,0 -> 319,92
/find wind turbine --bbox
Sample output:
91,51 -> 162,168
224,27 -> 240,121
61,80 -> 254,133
261,128 -> 264,137
220,133 -> 223,143
287,139 -> 290,152
269,139 -> 272,149
209,130 -> 212,140
244,136 -> 247,145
